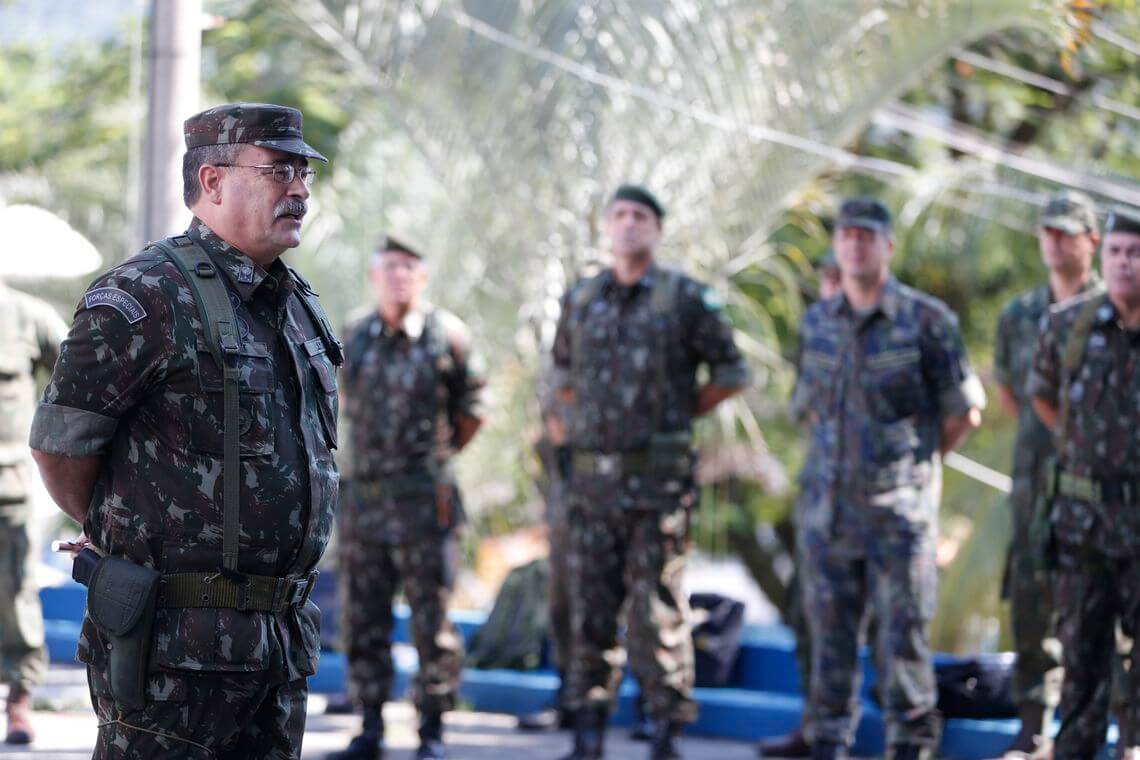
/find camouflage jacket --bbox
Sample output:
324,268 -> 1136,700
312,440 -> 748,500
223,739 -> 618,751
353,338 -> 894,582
0,283 -> 68,510
994,279 -> 1101,481
341,306 -> 485,540
29,219 -> 340,681
792,277 -> 984,536
551,262 -> 751,509
1027,292 -> 1140,556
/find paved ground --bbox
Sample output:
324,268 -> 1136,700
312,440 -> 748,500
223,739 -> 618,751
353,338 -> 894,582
0,666 -> 760,759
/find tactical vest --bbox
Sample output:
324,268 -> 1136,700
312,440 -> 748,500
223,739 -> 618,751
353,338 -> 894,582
148,235 -> 342,592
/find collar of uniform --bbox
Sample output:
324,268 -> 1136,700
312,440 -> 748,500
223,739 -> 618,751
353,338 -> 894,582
371,305 -> 428,341
828,276 -> 902,322
603,261 -> 660,295
185,218 -> 271,302
1095,294 -> 1118,327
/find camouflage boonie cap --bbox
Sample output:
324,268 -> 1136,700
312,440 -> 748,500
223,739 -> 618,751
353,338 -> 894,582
1040,190 -> 1097,235
183,102 -> 328,163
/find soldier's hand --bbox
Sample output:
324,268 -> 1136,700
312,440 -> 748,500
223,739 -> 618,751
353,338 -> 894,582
51,534 -> 95,558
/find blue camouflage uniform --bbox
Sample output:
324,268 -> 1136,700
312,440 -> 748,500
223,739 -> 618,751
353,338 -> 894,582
791,276 -> 984,751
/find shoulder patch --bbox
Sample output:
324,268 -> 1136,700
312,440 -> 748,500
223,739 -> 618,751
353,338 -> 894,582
83,287 -> 148,324
700,286 -> 724,311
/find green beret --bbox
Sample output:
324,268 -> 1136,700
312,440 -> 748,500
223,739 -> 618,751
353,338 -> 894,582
610,184 -> 665,219
183,102 -> 328,163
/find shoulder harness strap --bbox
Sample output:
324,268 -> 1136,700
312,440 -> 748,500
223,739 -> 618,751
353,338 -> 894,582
288,267 -> 344,367
150,235 -> 243,573
1057,293 -> 1106,445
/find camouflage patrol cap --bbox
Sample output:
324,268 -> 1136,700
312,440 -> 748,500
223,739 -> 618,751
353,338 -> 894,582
1040,190 -> 1097,235
376,234 -> 423,260
183,102 -> 328,162
836,197 -> 892,235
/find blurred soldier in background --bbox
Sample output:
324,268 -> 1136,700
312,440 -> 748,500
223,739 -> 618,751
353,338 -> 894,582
792,197 -> 985,760
552,184 -> 752,759
331,234 -> 486,760
0,279 -> 66,745
1028,208 -> 1140,759
993,191 -> 1101,756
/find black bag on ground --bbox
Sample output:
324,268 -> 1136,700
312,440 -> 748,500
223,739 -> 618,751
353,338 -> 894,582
935,654 -> 1017,719
689,592 -> 745,687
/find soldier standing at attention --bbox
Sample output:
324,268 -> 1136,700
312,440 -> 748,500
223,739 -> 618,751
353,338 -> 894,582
993,191 -> 1101,755
552,185 -> 752,759
792,198 -> 985,760
0,280 -> 67,745
328,235 -> 486,760
1027,208 -> 1140,759
29,102 -> 341,758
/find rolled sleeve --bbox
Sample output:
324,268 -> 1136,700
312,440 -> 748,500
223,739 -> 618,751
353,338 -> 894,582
689,284 -> 752,391
454,346 -> 488,420
921,311 -> 981,421
551,290 -> 574,389
29,403 -> 118,456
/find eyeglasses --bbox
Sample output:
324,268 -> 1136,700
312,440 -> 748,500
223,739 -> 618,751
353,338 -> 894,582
214,163 -> 317,187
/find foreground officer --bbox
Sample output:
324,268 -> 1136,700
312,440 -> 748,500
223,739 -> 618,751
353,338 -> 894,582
329,235 -> 485,760
552,185 -> 752,759
30,102 -> 340,758
993,191 -> 1101,755
1028,208 -> 1140,759
792,198 -> 984,760
0,281 -> 66,745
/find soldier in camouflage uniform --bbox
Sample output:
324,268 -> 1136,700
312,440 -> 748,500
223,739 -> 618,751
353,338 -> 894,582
993,191 -> 1101,755
792,198 -> 985,760
29,103 -> 340,759
1027,208 -> 1140,759
552,185 -> 752,760
329,234 -> 486,760
0,281 -> 67,745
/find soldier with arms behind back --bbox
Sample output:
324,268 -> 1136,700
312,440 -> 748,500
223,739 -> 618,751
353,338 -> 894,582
29,102 -> 341,759
1027,208 -> 1140,759
993,191 -> 1101,756
792,198 -> 985,760
328,234 -> 485,760
552,185 -> 752,760
0,281 -> 67,746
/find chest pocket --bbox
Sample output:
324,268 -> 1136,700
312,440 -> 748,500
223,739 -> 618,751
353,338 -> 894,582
864,344 -> 924,420
303,337 -> 339,449
799,349 -> 841,411
190,338 -> 274,458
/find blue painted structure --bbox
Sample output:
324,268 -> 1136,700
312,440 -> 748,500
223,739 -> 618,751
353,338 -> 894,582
41,580 -> 1074,758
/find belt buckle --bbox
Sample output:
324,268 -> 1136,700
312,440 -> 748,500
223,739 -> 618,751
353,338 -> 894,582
596,454 -> 618,477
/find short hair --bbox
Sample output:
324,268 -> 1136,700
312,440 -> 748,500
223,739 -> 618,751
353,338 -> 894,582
182,143 -> 242,207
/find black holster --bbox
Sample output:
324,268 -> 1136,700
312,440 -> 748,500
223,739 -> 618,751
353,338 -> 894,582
84,554 -> 160,710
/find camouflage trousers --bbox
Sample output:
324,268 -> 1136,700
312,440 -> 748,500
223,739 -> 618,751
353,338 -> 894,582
565,503 -> 697,724
340,534 -> 465,713
799,525 -> 940,749
0,509 -> 47,692
88,666 -> 307,759
1003,479 -> 1063,709
1052,543 -> 1140,759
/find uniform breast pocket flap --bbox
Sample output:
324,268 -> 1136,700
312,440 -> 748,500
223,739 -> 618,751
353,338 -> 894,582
191,338 -> 275,457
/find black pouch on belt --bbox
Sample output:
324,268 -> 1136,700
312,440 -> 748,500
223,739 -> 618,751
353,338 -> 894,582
85,555 -> 161,710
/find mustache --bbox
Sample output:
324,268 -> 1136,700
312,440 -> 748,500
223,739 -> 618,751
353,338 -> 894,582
274,199 -> 308,218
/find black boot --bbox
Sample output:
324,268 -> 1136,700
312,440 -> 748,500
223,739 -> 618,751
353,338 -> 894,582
630,696 -> 655,742
325,707 -> 384,760
559,706 -> 606,760
887,745 -> 929,760
649,719 -> 681,760
416,711 -> 447,760
519,682 -> 575,731
756,726 -> 811,757
810,741 -> 846,760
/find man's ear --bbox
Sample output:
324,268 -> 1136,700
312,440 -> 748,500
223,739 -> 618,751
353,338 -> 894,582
198,164 -> 225,204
